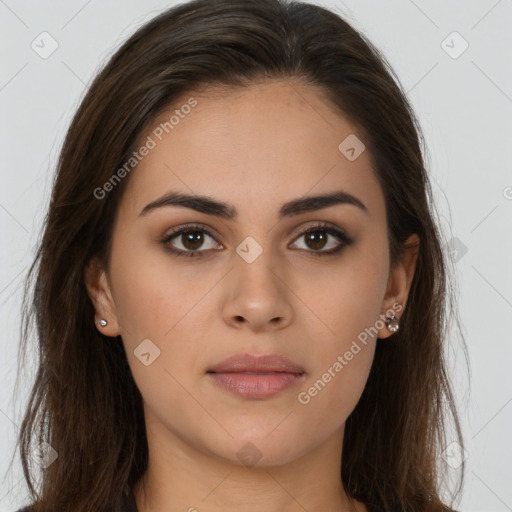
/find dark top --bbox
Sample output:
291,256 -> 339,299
15,485 -> 138,512
122,486 -> 138,512
15,485 -> 383,511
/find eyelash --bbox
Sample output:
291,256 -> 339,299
160,222 -> 354,259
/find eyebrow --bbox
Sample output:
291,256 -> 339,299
139,189 -> 368,219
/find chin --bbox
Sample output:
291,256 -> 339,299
209,429 -> 311,468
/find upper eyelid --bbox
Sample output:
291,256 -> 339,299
162,221 -> 348,246
162,223 -> 219,241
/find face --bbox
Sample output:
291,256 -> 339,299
86,79 -> 417,468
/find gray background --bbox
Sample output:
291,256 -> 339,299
1,1 -> 511,511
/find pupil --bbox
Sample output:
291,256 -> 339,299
306,231 -> 327,250
183,231 -> 203,250
179,230 -> 329,252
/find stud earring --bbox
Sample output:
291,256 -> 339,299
385,314 -> 400,333
98,319 -> 108,327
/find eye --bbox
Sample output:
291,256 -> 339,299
160,221 -> 354,259
160,224 -> 221,258
289,221 -> 354,256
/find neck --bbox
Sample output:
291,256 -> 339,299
132,425 -> 366,512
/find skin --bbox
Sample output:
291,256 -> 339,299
85,79 -> 419,512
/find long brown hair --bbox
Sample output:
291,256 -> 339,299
10,1 -> 468,511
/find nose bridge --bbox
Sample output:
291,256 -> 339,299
223,233 -> 293,330
232,232 -> 271,276
235,233 -> 267,266
230,231 -> 288,297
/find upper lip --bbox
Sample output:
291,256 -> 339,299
207,353 -> 305,374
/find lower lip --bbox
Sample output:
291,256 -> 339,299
208,372 -> 304,399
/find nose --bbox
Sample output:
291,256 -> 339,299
221,248 -> 294,333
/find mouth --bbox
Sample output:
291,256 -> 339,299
207,371 -> 305,399
207,352 -> 305,374
206,353 -> 306,399
207,371 -> 301,375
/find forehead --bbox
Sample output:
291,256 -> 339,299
118,79 -> 384,222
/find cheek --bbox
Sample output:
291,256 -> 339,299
291,245 -> 387,419
297,344 -> 375,438
109,240 -> 200,340
108,244 -> 208,391
297,314 -> 376,435
293,250 -> 388,348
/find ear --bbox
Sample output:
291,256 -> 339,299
84,257 -> 121,337
378,233 -> 420,339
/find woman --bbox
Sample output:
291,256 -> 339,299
11,0 -> 467,511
